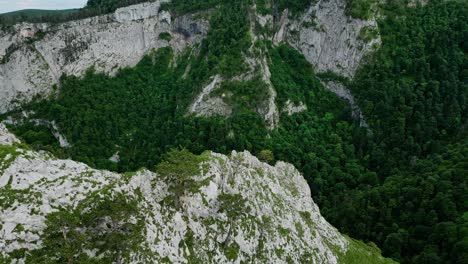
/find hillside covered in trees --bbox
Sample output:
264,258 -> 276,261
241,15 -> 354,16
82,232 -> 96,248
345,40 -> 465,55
1,0 -> 467,263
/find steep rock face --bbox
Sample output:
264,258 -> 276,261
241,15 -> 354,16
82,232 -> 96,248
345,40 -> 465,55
0,124 -> 19,146
0,1 -> 209,114
0,124 -> 393,263
269,0 -> 379,125
284,0 -> 380,78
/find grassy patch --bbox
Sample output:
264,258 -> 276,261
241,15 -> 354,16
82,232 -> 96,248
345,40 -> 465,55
0,145 -> 21,175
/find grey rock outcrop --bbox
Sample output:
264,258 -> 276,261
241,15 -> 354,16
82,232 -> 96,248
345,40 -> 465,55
270,0 -> 379,125
1,0 -> 379,130
189,75 -> 233,118
0,1 -> 209,114
282,0 -> 380,78
188,17 -> 280,129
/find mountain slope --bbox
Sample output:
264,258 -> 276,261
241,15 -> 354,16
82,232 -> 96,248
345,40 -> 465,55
0,124 -> 394,263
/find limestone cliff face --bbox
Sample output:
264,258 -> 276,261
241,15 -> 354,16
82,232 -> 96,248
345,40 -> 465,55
271,0 -> 379,125
280,0 -> 380,78
0,124 -> 394,263
0,1 -> 209,114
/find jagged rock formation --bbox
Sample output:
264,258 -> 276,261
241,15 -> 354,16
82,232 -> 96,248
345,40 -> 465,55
1,0 -> 380,129
250,0 -> 379,125
188,21 -> 281,129
0,124 -> 19,145
0,0 -> 380,131
0,124 -> 393,263
0,1 -> 209,114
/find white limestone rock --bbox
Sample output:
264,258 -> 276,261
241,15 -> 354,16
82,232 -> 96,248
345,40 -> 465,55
0,124 -> 19,145
255,56 -> 279,129
284,0 -> 381,77
189,75 -> 233,118
109,151 -> 120,163
189,18 -> 280,129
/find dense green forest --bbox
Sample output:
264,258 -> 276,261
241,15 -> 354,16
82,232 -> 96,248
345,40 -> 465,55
3,0 -> 467,263
341,1 -> 468,263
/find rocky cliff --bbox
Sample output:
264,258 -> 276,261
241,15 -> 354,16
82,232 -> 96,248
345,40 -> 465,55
0,1 -> 209,114
0,124 -> 393,263
0,0 -> 377,128
280,0 -> 380,78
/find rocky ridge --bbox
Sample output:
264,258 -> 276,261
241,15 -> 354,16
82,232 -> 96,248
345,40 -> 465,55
273,0 -> 380,125
0,124 -> 393,263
